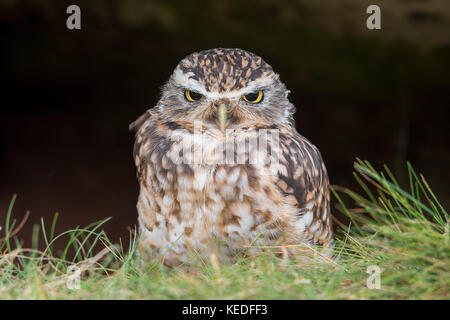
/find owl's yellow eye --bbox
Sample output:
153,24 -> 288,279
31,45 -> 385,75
242,90 -> 263,104
185,90 -> 202,102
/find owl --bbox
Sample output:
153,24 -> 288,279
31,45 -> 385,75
130,48 -> 333,267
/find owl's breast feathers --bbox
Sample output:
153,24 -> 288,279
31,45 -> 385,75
131,111 -> 333,263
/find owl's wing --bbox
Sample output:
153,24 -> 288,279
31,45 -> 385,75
129,110 -> 151,133
129,110 -> 158,185
274,129 -> 333,245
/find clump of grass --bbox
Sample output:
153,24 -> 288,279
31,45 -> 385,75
0,160 -> 448,299
331,159 -> 449,298
0,196 -> 140,299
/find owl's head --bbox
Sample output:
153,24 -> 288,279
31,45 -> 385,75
156,48 -> 295,131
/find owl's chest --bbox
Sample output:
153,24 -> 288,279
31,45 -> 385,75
149,128 -> 276,189
147,134 -> 262,209
143,130 -> 283,243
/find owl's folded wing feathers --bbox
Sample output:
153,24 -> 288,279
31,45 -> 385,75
274,130 -> 333,245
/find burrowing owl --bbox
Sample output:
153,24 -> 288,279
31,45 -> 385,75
130,48 -> 333,266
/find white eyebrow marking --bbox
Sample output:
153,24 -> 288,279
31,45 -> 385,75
173,68 -> 276,100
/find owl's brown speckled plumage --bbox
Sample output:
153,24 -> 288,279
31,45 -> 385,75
130,48 -> 333,266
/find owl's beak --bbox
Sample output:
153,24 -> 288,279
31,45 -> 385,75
216,103 -> 228,133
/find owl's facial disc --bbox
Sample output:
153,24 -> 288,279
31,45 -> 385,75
160,48 -> 295,128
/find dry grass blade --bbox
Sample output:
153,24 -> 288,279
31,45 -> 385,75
0,210 -> 30,243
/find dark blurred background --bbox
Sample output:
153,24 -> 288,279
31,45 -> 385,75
1,0 -> 449,249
